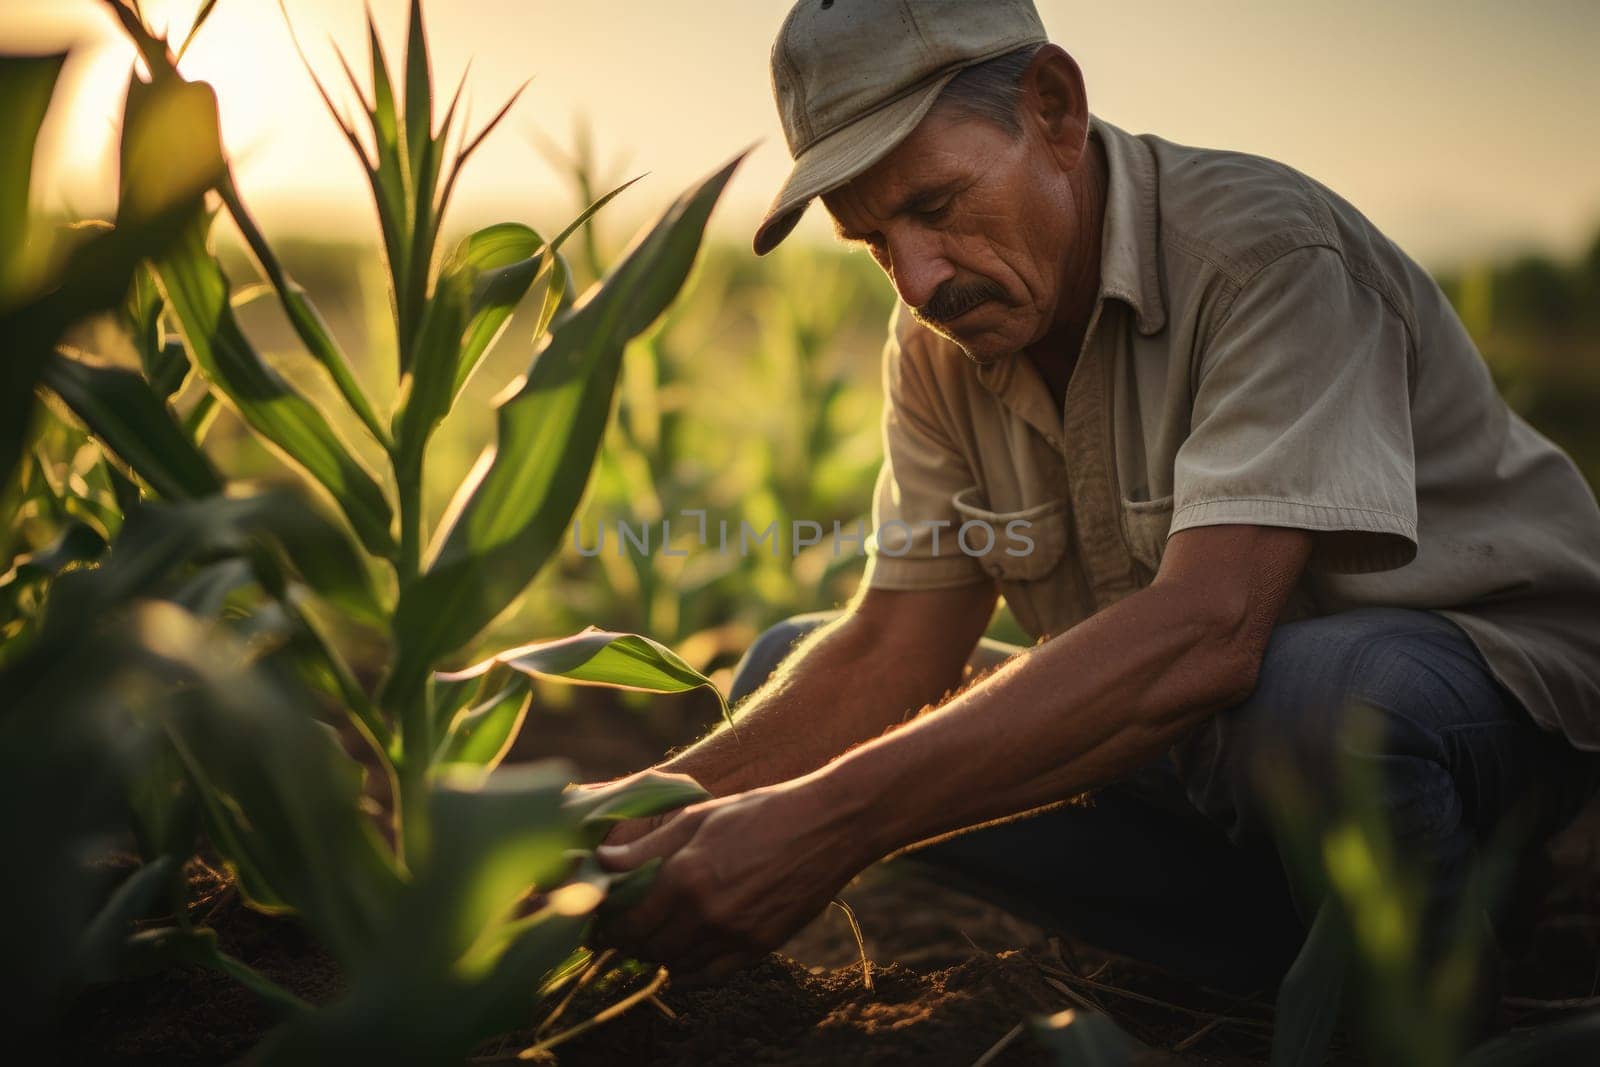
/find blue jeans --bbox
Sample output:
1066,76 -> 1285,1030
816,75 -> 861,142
728,607 -> 1600,989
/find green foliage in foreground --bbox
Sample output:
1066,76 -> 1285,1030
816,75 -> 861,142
1,0 -> 741,1059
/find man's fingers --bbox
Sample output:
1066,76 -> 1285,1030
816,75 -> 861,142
595,808 -> 697,872
594,852 -> 696,950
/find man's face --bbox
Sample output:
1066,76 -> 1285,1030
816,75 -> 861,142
821,108 -> 1084,362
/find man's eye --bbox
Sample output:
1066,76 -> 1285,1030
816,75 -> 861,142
915,200 -> 952,223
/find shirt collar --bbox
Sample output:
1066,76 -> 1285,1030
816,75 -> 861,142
1091,114 -> 1167,336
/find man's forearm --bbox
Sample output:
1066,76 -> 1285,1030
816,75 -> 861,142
811,578 -> 1264,864
658,610 -> 969,797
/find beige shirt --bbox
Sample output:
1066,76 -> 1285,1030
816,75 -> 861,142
863,115 -> 1600,751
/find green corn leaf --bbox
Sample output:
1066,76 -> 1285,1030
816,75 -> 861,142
173,0 -> 221,63
262,905 -> 591,1064
560,768 -> 709,848
441,626 -> 723,704
533,248 -> 574,341
110,491 -> 382,634
452,224 -> 547,395
40,352 -> 223,501
406,763 -> 579,965
168,558 -> 254,617
220,179 -> 389,447
151,212 -> 396,558
0,51 -> 66,293
123,926 -> 308,1014
118,75 -> 225,228
127,264 -> 192,399
519,174 -> 641,347
1270,899 -> 1349,1067
432,678 -> 533,771
402,0 -> 432,189
394,222 -> 545,470
1460,1011 -> 1600,1067
246,497 -> 388,629
397,0 -> 441,376
387,153 -> 744,683
1031,1009 -> 1143,1066
366,13 -> 399,163
0,520 -> 107,613
152,602 -> 402,966
256,763 -> 594,1062
594,856 -> 664,920
74,856 -> 179,984
326,25 -> 410,328
127,737 -> 198,862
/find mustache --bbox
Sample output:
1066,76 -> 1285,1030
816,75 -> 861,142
913,277 -> 1007,328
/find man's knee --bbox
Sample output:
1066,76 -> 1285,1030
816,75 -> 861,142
1175,609 -> 1488,843
727,611 -> 841,705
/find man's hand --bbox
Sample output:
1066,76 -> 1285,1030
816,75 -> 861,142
591,779 -> 864,984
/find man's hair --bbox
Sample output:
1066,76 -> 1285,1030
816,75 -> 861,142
929,44 -> 1044,137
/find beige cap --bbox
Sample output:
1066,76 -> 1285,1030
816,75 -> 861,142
755,0 -> 1047,255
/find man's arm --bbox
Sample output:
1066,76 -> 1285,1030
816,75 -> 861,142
660,580 -> 999,798
594,523 -> 1312,977
818,523 -> 1311,857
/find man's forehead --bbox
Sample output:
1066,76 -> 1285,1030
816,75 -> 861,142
821,135 -> 968,235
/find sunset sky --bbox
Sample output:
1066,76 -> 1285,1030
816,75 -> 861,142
8,0 -> 1600,268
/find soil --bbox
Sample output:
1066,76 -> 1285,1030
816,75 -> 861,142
52,688 -> 1600,1065
61,859 -> 342,1065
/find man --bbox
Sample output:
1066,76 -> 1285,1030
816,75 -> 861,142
594,0 -> 1600,990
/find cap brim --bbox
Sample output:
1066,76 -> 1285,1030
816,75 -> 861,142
752,68 -> 961,256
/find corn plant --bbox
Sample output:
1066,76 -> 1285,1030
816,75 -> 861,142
4,0 -> 743,1057
1263,710 -> 1600,1067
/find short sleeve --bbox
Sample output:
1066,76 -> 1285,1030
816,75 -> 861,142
861,313 -> 991,590
1170,246 -> 1418,573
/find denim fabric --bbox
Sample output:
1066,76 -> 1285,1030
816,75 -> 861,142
727,607 -> 1600,989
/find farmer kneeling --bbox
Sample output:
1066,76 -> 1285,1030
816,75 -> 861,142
592,0 -> 1600,995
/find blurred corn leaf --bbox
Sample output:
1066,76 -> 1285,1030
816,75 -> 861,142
2,52 -> 217,495
153,602 -> 402,965
256,766 -> 689,1063
40,353 -> 222,501
0,51 -> 66,293
126,266 -> 192,400
1031,1008 -> 1143,1065
1270,899 -> 1349,1067
1460,1012 -> 1600,1066
117,74 -> 224,227
389,152 -> 744,684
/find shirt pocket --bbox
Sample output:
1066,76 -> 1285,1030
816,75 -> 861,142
952,486 -> 1071,636
1121,494 -> 1175,576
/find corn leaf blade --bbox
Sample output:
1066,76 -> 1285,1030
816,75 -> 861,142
440,626 -> 720,700
40,352 -> 222,500
433,678 -> 533,771
560,769 -> 709,848
388,153 -> 744,680
152,212 -> 396,558
1031,1010 -> 1143,1066
394,222 -> 546,468
0,51 -> 66,290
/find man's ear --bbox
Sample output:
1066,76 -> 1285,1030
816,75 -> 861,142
1021,44 -> 1090,171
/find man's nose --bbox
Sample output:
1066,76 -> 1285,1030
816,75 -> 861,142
885,231 -> 954,310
